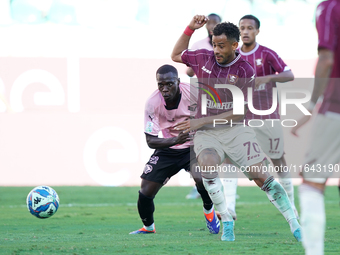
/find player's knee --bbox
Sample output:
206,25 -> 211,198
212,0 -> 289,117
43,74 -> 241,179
198,150 -> 221,167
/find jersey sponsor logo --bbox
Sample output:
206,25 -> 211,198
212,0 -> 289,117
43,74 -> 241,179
145,121 -> 153,133
197,81 -> 223,106
227,74 -> 238,84
206,99 -> 233,110
255,58 -> 263,66
143,164 -> 153,174
149,156 -> 159,164
201,66 -> 212,74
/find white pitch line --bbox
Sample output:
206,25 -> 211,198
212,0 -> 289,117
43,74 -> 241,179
1,200 -> 339,209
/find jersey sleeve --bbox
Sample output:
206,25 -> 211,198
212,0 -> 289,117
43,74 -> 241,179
266,49 -> 289,73
144,98 -> 160,136
181,48 -> 210,67
316,2 -> 337,51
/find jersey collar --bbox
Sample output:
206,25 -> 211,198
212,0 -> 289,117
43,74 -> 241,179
217,52 -> 241,67
238,42 -> 259,56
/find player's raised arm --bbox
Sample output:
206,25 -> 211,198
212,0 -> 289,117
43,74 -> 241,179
290,48 -> 333,136
310,48 -> 334,108
171,15 -> 208,63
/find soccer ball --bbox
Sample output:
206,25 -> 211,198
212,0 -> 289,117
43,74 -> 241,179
26,186 -> 60,219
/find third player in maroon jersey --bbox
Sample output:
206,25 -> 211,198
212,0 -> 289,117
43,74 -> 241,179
238,15 -> 298,218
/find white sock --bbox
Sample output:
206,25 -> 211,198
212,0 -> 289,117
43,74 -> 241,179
202,177 -> 233,222
279,177 -> 295,207
144,223 -> 155,231
262,177 -> 300,233
221,176 -> 237,215
299,183 -> 325,255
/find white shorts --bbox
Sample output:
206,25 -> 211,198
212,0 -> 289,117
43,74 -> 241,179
251,120 -> 284,159
303,114 -> 340,183
194,126 -> 267,170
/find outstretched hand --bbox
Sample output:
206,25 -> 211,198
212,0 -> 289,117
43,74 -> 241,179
174,119 -> 204,133
175,131 -> 190,144
255,77 -> 270,89
188,15 -> 209,31
291,115 -> 311,137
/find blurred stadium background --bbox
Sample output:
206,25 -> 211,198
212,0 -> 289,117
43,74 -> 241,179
1,0 -> 334,187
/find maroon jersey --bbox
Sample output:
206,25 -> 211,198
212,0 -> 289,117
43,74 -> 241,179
181,49 -> 255,120
239,43 -> 290,120
316,0 -> 340,115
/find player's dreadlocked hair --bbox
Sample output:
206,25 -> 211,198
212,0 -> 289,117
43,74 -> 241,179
156,64 -> 178,77
239,15 -> 260,29
213,22 -> 240,43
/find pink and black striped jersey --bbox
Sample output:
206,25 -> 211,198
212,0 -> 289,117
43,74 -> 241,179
144,83 -> 198,149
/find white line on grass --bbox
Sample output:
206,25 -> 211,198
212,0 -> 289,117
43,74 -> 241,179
2,200 -> 339,209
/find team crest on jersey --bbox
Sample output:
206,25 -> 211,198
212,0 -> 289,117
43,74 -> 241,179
149,156 -> 159,165
188,104 -> 197,111
227,74 -> 238,84
255,58 -> 263,66
144,164 -> 153,174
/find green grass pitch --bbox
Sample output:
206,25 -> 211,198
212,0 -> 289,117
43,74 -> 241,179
0,185 -> 339,254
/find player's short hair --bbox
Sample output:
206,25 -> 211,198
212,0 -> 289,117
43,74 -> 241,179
213,22 -> 240,43
239,15 -> 260,29
208,13 -> 222,22
156,64 -> 178,77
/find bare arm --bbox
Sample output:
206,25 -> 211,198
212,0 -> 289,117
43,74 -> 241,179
145,132 -> 189,149
255,70 -> 294,88
310,49 -> 333,106
174,106 -> 246,133
186,67 -> 195,77
290,48 -> 333,136
171,15 -> 208,63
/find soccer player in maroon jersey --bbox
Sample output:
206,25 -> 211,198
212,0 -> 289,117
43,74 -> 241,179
129,64 -> 220,235
291,1 -> 340,254
185,13 -> 223,200
171,15 -> 301,242
237,14 -> 298,217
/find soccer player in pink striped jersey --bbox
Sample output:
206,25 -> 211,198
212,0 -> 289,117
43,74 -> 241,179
172,15 -> 301,242
292,1 -> 340,254
129,64 -> 220,236
237,15 -> 298,217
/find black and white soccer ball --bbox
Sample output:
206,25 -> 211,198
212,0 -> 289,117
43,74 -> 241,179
26,186 -> 60,219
